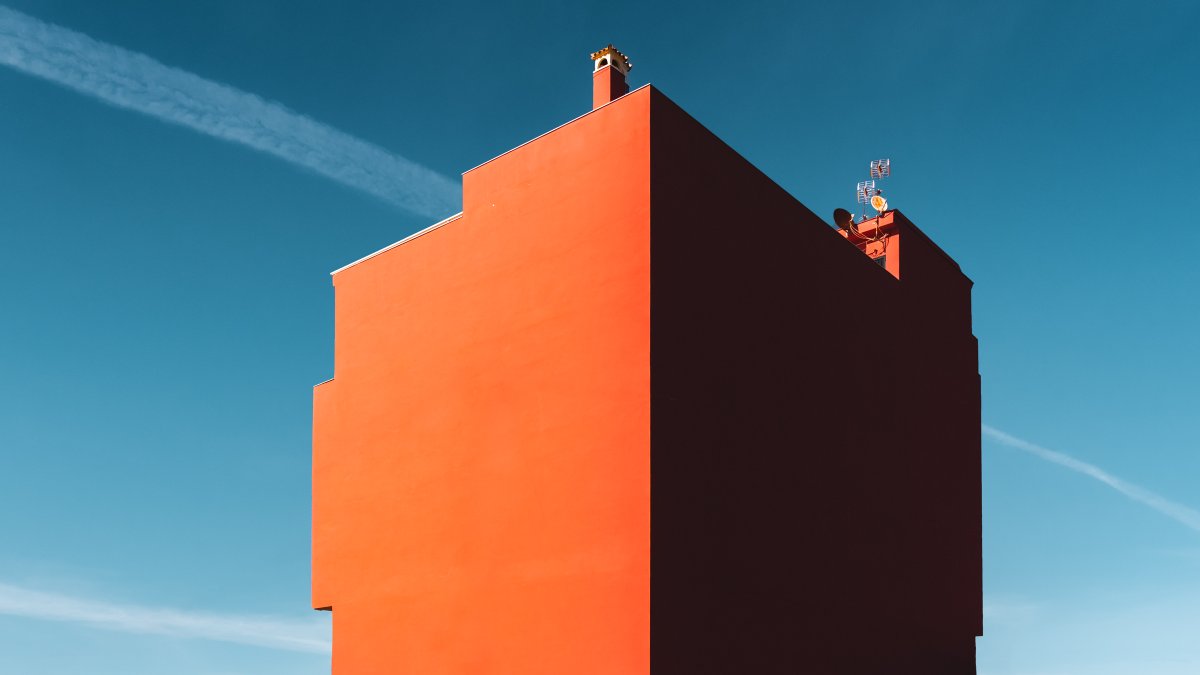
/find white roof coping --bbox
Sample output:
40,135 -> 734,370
464,83 -> 651,175
330,212 -> 463,276
330,84 -> 652,277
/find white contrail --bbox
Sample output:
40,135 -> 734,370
0,581 -> 330,654
0,5 -> 460,219
982,424 -> 1200,533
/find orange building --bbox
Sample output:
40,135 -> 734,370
313,46 -> 981,674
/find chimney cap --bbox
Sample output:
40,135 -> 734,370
590,44 -> 632,74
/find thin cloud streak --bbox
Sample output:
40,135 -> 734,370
0,5 -> 460,219
0,582 -> 330,654
982,424 -> 1200,533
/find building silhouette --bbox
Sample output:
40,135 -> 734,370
313,46 -> 981,674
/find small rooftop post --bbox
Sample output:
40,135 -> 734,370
591,45 -> 631,109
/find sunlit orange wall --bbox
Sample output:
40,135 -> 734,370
314,88 -> 651,674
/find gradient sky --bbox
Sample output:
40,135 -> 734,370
1,1 -> 1198,673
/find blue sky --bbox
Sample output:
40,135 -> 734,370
1,1 -> 1197,673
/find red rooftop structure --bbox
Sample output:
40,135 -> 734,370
313,46 -> 981,674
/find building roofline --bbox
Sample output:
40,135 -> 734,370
330,212 -> 463,276
463,83 -> 652,175
331,85 -> 653,277
891,210 -> 974,286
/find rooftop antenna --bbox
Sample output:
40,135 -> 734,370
834,158 -> 893,240
856,179 -> 877,221
869,158 -> 890,180
868,158 -> 890,215
860,158 -> 891,219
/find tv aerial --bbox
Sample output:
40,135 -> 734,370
834,158 -> 893,239
861,159 -> 891,217
867,158 -> 890,212
869,158 -> 890,179
856,179 -> 878,217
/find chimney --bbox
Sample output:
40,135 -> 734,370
591,45 -> 631,109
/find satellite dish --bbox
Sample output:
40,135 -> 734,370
870,194 -> 888,213
833,208 -> 854,229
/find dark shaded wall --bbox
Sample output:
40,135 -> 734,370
648,88 -> 980,674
